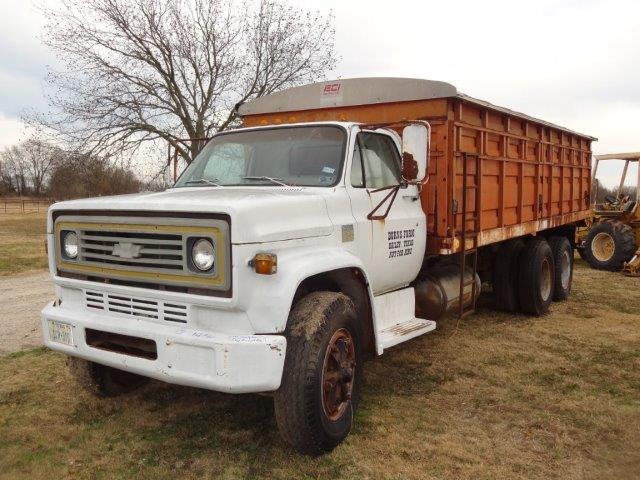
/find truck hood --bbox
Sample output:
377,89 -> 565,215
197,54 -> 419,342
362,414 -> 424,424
49,187 -> 335,244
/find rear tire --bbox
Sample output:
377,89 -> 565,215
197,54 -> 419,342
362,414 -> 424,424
274,292 -> 361,456
67,357 -> 149,397
517,237 -> 555,316
549,236 -> 573,301
493,239 -> 525,312
584,220 -> 636,271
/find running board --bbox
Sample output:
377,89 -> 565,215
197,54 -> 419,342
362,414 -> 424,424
373,287 -> 437,353
378,318 -> 436,350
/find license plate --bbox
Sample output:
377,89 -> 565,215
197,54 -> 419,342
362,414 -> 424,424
48,320 -> 73,346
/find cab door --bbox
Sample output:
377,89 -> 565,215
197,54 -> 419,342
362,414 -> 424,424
346,129 -> 426,294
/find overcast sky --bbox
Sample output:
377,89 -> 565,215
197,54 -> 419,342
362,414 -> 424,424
1,0 -> 639,186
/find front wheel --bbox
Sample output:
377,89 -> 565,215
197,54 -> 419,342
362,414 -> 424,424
274,292 -> 362,456
67,357 -> 149,397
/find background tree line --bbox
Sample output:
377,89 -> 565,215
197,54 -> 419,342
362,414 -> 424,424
0,137 -> 141,200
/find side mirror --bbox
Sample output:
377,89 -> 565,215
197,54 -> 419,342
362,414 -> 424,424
401,123 -> 429,182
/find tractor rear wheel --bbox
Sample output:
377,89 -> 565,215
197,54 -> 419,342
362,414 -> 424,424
584,220 -> 636,271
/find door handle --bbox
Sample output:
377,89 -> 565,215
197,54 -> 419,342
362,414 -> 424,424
402,194 -> 419,202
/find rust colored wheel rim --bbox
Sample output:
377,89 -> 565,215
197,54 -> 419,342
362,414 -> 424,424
321,328 -> 356,421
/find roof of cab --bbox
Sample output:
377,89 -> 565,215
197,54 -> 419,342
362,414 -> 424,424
238,77 -> 596,140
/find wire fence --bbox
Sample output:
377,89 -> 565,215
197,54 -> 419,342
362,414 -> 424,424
0,198 -> 54,214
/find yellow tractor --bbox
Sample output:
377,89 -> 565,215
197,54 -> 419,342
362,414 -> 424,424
576,152 -> 640,276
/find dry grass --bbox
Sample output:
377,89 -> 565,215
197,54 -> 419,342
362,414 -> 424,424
0,213 -> 48,276
1,259 -> 639,479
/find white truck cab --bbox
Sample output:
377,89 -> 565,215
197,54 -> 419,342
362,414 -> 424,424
42,120 -> 433,454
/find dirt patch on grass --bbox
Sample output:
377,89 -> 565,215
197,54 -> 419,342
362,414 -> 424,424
0,271 -> 52,354
0,213 -> 48,276
0,259 -> 639,479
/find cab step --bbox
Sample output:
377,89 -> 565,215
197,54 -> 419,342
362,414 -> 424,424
378,318 -> 436,349
373,287 -> 437,353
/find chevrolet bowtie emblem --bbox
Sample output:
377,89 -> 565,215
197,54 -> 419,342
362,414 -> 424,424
112,242 -> 143,259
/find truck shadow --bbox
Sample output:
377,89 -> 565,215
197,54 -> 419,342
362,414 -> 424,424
65,292 -> 537,469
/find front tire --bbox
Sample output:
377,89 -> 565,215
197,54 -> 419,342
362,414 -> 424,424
67,357 -> 149,397
274,292 -> 362,456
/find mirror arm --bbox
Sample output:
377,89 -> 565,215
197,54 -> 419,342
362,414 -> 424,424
367,184 -> 401,220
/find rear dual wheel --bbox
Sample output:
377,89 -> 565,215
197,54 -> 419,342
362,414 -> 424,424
549,236 -> 572,301
517,237 -> 555,315
494,235 -> 572,315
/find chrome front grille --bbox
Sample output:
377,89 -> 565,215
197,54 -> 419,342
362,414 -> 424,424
85,290 -> 188,323
79,230 -> 185,272
54,215 -> 231,291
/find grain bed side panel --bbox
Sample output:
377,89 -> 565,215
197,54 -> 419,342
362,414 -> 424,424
443,98 -> 592,254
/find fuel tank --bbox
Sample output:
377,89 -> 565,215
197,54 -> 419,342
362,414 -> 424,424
414,264 -> 481,320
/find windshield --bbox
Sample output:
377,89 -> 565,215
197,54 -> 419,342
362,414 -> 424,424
174,125 -> 346,188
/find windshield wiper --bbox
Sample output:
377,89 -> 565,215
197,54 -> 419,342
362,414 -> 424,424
184,178 -> 224,188
242,176 -> 292,187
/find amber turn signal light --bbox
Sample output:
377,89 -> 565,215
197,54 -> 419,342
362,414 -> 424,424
250,253 -> 277,275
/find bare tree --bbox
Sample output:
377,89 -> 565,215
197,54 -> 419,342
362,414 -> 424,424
21,138 -> 63,196
0,145 -> 28,196
0,138 -> 61,196
31,0 -> 337,164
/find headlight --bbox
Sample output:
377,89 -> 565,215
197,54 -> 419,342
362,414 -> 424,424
192,238 -> 215,271
63,231 -> 78,259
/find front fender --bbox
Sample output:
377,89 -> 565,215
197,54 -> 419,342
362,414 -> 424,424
239,246 -> 376,335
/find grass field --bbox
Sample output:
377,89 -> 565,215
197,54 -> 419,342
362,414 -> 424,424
0,213 -> 48,276
1,260 -> 639,479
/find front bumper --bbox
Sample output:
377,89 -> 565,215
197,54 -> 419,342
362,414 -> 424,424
41,302 -> 286,393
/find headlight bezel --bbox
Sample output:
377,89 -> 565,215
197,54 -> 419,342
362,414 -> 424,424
60,229 -> 79,260
187,236 -> 216,274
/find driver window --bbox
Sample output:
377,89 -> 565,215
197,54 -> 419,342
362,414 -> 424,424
358,133 -> 401,189
201,143 -> 247,183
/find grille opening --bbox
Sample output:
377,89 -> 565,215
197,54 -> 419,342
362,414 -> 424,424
85,329 -> 157,360
83,290 -> 189,324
